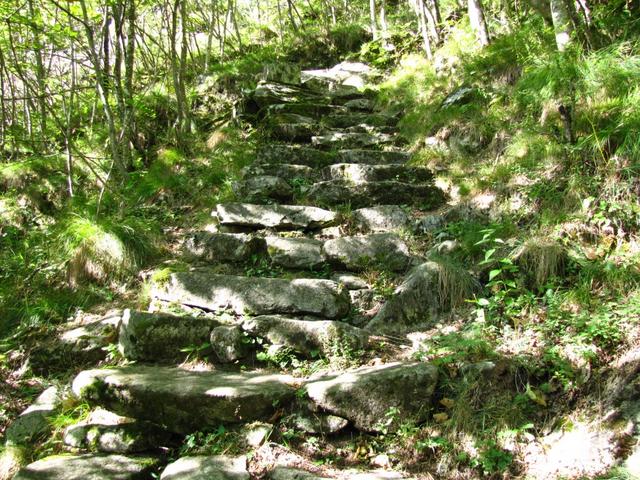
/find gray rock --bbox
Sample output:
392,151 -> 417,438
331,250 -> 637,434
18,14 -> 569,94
72,366 -> 295,434
352,206 -> 410,233
366,261 -> 477,333
264,103 -> 347,118
269,468 -> 329,480
256,145 -> 333,168
306,362 -> 438,432
64,420 -> 170,453
331,273 -> 369,290
349,289 -> 383,324
311,132 -> 394,149
414,214 -> 445,234
266,113 -> 318,142
260,63 -> 301,84
184,232 -> 266,263
253,82 -> 328,109
243,422 -> 273,448
321,113 -> 396,129
161,455 -> 248,480
242,315 -> 368,358
152,271 -> 350,319
216,203 -> 336,230
118,310 -> 219,362
323,233 -> 413,272
335,149 -> 410,165
6,387 -> 62,446
307,180 -> 445,208
265,237 -> 325,270
13,454 -> 159,480
236,176 -> 293,202
343,98 -> 375,111
52,314 -> 121,365
429,239 -> 460,256
210,325 -> 250,363
291,413 -> 348,434
242,164 -> 318,183
323,164 -> 432,184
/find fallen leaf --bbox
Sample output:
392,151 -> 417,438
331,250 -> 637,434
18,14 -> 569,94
440,398 -> 455,409
433,412 -> 449,423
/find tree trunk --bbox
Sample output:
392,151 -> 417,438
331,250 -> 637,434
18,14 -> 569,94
369,0 -> 378,40
549,0 -> 572,51
468,0 -> 490,46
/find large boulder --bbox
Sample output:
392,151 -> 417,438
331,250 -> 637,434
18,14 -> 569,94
322,233 -> 414,272
216,203 -> 336,230
72,366 -> 295,434
152,271 -> 350,319
160,455 -> 249,480
242,315 -> 369,358
306,362 -> 438,432
13,454 -> 159,480
118,310 -> 219,362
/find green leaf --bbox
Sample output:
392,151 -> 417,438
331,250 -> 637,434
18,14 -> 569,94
484,248 -> 496,261
489,269 -> 501,281
477,298 -> 490,306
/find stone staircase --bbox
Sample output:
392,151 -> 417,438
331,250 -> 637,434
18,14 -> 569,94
12,64 -> 461,479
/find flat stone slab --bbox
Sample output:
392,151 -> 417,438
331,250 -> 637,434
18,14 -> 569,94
307,180 -> 445,208
14,454 -> 159,480
153,271 -> 350,319
242,164 -> 319,183
5,386 -> 61,446
321,113 -> 397,129
306,362 -> 438,432
242,315 -> 369,358
216,203 -> 336,230
323,233 -> 413,272
266,113 -> 318,141
265,103 -> 347,118
266,237 -> 325,270
64,419 -> 170,454
323,164 -> 432,184
253,82 -> 328,109
235,176 -> 293,202
184,232 -> 266,263
335,149 -> 410,165
72,366 -> 295,434
256,145 -> 333,168
311,132 -> 395,149
161,455 -> 248,480
118,309 -> 220,362
352,206 -> 410,233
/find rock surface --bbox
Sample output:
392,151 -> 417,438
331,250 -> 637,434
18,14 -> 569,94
152,271 -> 350,319
351,206 -> 410,233
160,455 -> 249,480
306,362 -> 438,432
242,315 -> 368,357
118,310 -> 218,362
184,232 -> 266,263
5,387 -> 62,446
265,236 -> 325,270
14,454 -> 159,480
216,203 -> 336,230
72,366 -> 295,434
323,164 -> 432,184
210,325 -> 250,363
323,233 -> 413,271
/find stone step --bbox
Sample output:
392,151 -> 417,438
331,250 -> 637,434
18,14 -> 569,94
14,453 -> 160,480
242,315 -> 369,358
335,149 -> 410,165
184,232 -> 266,263
306,180 -> 446,209
152,271 -> 350,319
323,233 -> 414,272
306,362 -> 438,432
161,455 -> 249,480
118,310 -> 220,362
311,132 -> 395,150
351,205 -> 411,233
265,113 -> 317,142
216,203 -> 336,230
253,81 -> 330,109
264,102 -> 348,118
320,112 -> 398,129
242,163 -> 320,183
233,175 -> 294,202
72,366 -> 296,434
265,236 -> 324,270
323,163 -> 433,184
256,144 -> 334,168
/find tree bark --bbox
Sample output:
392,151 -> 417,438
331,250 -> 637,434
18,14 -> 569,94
468,0 -> 490,46
549,0 -> 573,51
